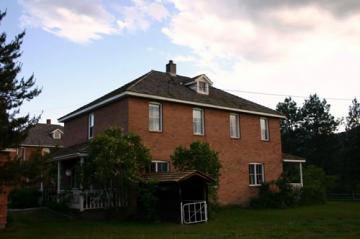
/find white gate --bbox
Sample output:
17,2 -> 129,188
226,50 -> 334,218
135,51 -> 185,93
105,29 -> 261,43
180,201 -> 208,224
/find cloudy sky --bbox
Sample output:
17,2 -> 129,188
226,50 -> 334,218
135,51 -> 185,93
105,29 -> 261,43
1,0 -> 359,128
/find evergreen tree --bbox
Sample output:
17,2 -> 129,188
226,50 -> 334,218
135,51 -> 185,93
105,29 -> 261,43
346,98 -> 360,131
276,97 -> 302,154
0,11 -> 41,150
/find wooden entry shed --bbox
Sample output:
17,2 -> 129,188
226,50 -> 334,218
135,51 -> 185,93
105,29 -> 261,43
144,170 -> 214,223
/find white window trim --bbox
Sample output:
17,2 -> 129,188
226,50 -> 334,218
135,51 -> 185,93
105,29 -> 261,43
148,102 -> 163,132
230,113 -> 240,139
193,108 -> 205,136
197,80 -> 209,95
151,160 -> 169,173
249,163 -> 265,186
88,113 -> 94,139
260,117 -> 270,141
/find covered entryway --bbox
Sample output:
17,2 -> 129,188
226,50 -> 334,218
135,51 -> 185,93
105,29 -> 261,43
283,153 -> 306,188
144,170 -> 214,224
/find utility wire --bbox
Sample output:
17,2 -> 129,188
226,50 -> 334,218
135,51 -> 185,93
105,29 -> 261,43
222,89 -> 354,102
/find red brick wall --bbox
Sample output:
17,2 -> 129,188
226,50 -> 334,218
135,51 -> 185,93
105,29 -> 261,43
0,152 -> 10,229
0,190 -> 8,229
128,97 -> 283,205
63,99 -> 128,147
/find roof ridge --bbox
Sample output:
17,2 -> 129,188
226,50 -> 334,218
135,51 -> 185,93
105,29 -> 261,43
127,70 -> 154,91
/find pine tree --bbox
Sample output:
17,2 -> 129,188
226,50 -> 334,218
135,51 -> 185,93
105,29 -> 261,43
0,11 -> 41,149
346,98 -> 360,131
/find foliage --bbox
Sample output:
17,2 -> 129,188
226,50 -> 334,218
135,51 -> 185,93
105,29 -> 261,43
250,177 -> 301,209
171,141 -> 221,184
341,126 -> 360,192
137,180 -> 158,221
0,149 -> 54,191
346,98 -> 360,131
171,141 -> 221,203
84,128 -> 152,208
0,10 -> 41,150
300,165 -> 328,205
8,187 -> 41,209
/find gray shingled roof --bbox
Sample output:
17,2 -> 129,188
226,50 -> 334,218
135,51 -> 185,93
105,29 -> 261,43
59,70 -> 282,121
22,123 -> 64,147
143,170 -> 214,183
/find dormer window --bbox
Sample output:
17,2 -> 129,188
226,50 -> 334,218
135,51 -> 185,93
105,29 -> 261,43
198,81 -> 209,94
185,74 -> 212,95
53,131 -> 61,139
50,129 -> 63,140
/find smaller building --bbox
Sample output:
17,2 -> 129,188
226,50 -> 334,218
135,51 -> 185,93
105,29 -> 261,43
16,119 -> 64,160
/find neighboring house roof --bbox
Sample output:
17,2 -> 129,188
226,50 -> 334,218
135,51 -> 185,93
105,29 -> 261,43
59,70 -> 284,122
21,123 -> 64,147
144,170 -> 214,183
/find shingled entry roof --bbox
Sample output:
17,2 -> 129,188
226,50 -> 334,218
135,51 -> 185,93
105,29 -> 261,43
144,170 -> 214,183
59,70 -> 283,122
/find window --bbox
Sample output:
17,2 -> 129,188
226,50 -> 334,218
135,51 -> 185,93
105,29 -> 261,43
198,81 -> 208,94
260,117 -> 269,141
88,113 -> 94,139
193,108 -> 204,135
150,161 -> 169,173
149,102 -> 162,132
52,130 -> 62,139
249,163 -> 264,186
229,114 -> 240,138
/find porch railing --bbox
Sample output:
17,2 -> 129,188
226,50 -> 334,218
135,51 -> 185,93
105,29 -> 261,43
57,189 -> 127,211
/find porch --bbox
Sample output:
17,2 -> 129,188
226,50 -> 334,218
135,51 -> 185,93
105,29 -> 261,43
283,153 -> 306,188
53,143 -> 127,211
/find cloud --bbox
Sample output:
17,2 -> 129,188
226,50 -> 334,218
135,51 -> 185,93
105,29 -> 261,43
162,0 -> 360,120
115,0 -> 168,32
18,0 -> 168,43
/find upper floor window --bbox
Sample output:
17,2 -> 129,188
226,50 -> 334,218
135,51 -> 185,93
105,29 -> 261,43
193,108 -> 204,135
149,102 -> 162,132
51,129 -> 63,140
197,81 -> 209,94
88,113 -> 94,139
249,163 -> 264,186
260,117 -> 269,141
229,113 -> 240,138
150,160 -> 169,173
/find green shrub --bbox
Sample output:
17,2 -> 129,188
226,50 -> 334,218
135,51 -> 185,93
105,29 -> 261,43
250,177 -> 301,209
137,181 -> 158,221
300,165 -> 328,205
9,187 -> 41,209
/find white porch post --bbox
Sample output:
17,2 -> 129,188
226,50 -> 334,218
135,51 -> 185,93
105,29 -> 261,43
79,157 -> 84,212
299,162 -> 303,187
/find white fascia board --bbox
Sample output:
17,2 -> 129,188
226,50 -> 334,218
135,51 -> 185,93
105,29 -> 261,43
127,92 -> 285,119
20,144 -> 62,148
53,153 -> 88,161
283,159 -> 306,163
59,91 -> 285,122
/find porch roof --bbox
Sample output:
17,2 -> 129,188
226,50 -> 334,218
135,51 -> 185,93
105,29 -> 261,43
53,143 -> 88,161
144,170 -> 214,183
283,153 -> 306,163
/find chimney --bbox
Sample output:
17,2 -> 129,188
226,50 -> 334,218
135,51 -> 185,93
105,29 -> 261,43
166,60 -> 176,75
46,119 -> 51,125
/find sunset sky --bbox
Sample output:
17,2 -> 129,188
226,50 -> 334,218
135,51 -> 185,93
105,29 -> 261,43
1,0 -> 359,128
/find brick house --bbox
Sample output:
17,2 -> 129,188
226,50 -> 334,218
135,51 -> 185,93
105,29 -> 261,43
0,120 -> 63,229
54,61 -> 295,219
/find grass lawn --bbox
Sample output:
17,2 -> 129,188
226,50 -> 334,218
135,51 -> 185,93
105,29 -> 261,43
1,202 -> 360,239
